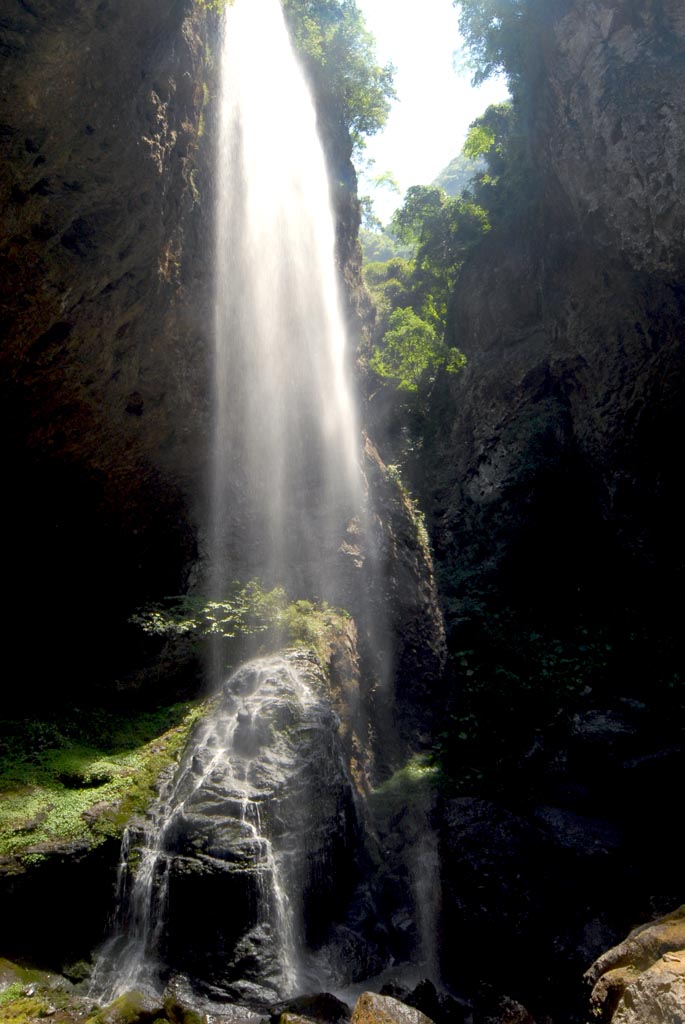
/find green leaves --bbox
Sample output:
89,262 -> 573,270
130,581 -> 350,670
283,0 -> 395,149
132,581 -> 287,642
370,307 -> 464,392
364,186 -> 490,396
463,121 -> 497,160
453,0 -> 528,86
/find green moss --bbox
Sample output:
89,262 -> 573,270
0,702 -> 206,863
86,990 -> 163,1024
369,754 -> 440,820
0,959 -> 92,1023
0,983 -> 23,1007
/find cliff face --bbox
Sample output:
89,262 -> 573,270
409,0 -> 685,1016
0,0 -> 215,703
434,0 -> 685,635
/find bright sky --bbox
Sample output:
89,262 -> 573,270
355,0 -> 510,224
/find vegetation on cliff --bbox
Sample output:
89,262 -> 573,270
133,581 -> 353,673
0,703 -> 204,865
283,0 -> 395,149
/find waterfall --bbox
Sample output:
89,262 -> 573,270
211,0 -> 363,608
91,655 -> 355,1004
90,1 -> 443,1007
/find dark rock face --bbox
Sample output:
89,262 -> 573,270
381,1 -> 685,1019
0,0 -> 215,706
427,0 -> 685,638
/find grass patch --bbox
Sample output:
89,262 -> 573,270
0,702 -> 206,864
369,754 -> 441,820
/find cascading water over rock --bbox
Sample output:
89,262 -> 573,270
91,655 -> 359,1004
91,0 -> 371,1004
91,0 -> 440,1005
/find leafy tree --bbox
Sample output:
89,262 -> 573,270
363,185 -> 489,399
459,101 -> 536,226
463,101 -> 514,167
370,307 -> 465,392
360,227 -> 411,263
390,186 -> 489,317
283,0 -> 395,149
432,152 -> 485,197
453,0 -> 529,85
454,0 -> 571,89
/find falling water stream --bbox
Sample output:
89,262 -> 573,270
90,657 -> 333,1003
211,0 -> 363,604
92,0 -> 370,1005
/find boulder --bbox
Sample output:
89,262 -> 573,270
86,990 -> 164,1024
587,905 -> 685,1022
351,992 -> 434,1024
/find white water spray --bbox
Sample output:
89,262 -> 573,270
91,2 -> 394,1004
211,0 -> 363,605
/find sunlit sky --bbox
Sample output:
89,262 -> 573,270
354,0 -> 509,224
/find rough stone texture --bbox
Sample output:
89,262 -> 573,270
586,906 -> 685,1023
546,0 -> 685,276
424,0 -> 685,636
351,993 -> 434,1024
359,438 -> 446,761
397,4 -> 685,1012
0,0 -> 215,704
130,652 -> 361,1003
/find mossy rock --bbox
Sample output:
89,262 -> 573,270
0,957 -> 44,988
351,993 -> 434,1024
0,959 -> 87,1022
86,990 -> 165,1024
163,975 -> 207,1024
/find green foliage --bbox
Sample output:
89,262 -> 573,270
194,0 -> 233,10
0,984 -> 23,1008
454,0 -> 529,86
0,703 -> 204,863
132,581 -> 287,642
463,121 -> 497,160
360,227 -> 411,263
463,101 -> 514,166
363,185 -> 489,399
458,101 -> 538,231
370,307 -> 465,392
432,152 -> 485,197
132,581 -> 350,673
369,754 -> 441,821
283,0 -> 395,149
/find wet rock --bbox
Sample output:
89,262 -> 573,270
351,992 -> 434,1024
153,655 -> 362,999
271,992 -> 351,1023
86,990 -> 164,1024
164,975 -> 207,1024
482,997 -> 535,1024
402,980 -> 471,1024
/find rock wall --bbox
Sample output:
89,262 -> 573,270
392,0 -> 685,1018
0,0 -> 215,704
433,0 -> 685,625
0,0 -> 442,719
